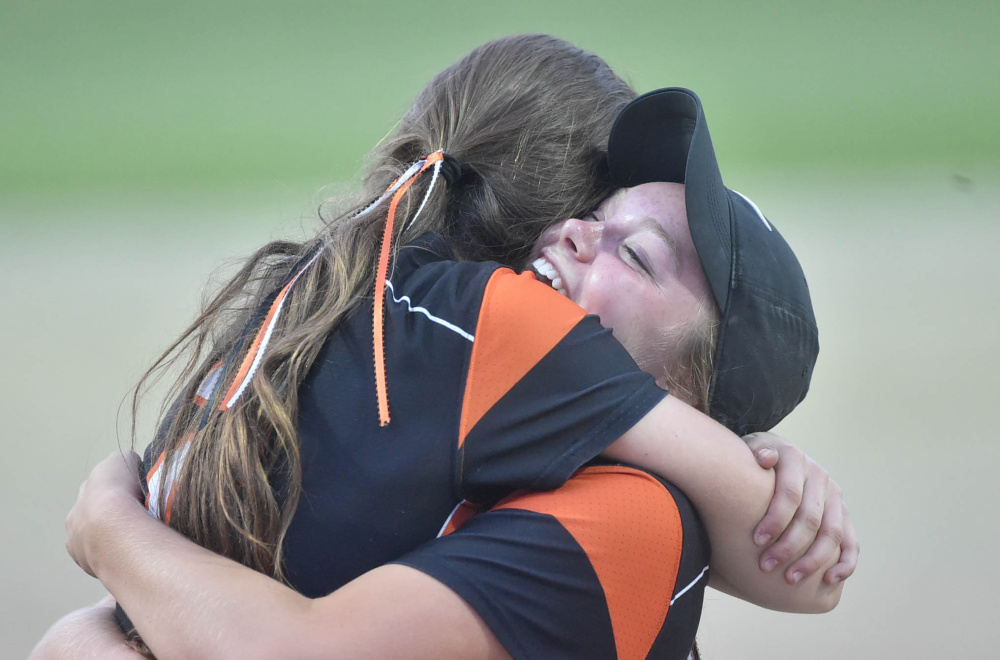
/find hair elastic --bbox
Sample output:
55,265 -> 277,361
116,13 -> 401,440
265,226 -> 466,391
439,153 -> 462,187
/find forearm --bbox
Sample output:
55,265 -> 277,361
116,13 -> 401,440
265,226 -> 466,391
86,500 -> 507,660
30,597 -> 147,660
88,500 -> 313,660
603,395 -> 843,612
68,450 -> 512,660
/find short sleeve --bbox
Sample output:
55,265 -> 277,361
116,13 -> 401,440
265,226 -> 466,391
457,269 -> 667,503
394,466 -> 710,660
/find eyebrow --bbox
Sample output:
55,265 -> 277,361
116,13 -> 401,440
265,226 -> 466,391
637,215 -> 679,266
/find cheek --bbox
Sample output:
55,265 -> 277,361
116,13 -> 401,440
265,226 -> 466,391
670,287 -> 709,327
617,293 -> 696,376
612,320 -> 668,381
595,293 -> 660,355
575,279 -> 622,326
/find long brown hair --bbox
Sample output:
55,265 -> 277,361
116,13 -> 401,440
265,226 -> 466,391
135,35 -> 637,579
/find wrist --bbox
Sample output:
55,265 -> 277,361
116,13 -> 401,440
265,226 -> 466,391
86,490 -> 148,579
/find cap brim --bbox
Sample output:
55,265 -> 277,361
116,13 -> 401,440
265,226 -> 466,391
607,87 -> 733,314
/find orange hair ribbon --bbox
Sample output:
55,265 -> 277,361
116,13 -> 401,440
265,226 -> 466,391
372,150 -> 445,426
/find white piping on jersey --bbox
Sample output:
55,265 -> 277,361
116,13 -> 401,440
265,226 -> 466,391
436,499 -> 469,538
384,280 -> 475,342
670,564 -> 709,606
732,190 -> 773,231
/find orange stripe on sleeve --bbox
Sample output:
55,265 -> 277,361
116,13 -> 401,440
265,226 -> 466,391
493,466 -> 683,660
457,270 -> 585,448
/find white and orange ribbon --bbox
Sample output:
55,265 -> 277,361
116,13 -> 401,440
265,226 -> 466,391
146,363 -> 222,522
371,150 -> 444,425
211,151 -> 445,423
217,247 -> 325,410
146,154 -> 446,521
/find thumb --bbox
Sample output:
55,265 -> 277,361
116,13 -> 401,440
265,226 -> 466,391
743,433 -> 779,470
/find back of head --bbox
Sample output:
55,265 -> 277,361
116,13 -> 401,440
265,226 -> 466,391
362,34 -> 636,267
143,35 -> 638,580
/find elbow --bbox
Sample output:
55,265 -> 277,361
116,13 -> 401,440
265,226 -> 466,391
792,578 -> 844,614
810,582 -> 844,614
712,567 -> 846,615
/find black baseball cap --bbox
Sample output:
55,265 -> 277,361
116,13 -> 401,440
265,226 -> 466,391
607,87 -> 818,435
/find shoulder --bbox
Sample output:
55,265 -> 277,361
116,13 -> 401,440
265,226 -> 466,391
494,465 -> 708,590
491,465 -> 711,659
399,465 -> 709,659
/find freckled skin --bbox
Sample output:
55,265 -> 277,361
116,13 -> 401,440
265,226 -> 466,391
530,183 -> 712,381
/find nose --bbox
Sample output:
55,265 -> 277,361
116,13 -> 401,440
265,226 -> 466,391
559,217 -> 600,263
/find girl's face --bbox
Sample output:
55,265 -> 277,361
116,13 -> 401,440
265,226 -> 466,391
529,182 -> 713,381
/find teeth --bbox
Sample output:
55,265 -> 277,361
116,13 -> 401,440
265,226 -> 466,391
531,257 -> 567,297
532,258 -> 554,278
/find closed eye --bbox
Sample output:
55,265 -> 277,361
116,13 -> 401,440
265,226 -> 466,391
624,245 -> 652,276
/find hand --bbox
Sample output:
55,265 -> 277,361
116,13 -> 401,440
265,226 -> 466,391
65,449 -> 145,578
745,432 -> 859,585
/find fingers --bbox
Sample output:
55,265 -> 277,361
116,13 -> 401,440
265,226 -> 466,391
754,478 -> 802,549
759,465 -> 827,577
66,500 -> 98,578
118,448 -> 142,473
744,432 -> 779,470
824,503 -> 859,584
65,449 -> 144,579
96,449 -> 144,500
747,434 -> 860,585
750,437 -> 806,547
106,448 -> 141,476
784,481 -> 845,584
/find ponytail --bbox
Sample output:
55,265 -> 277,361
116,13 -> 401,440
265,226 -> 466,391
138,34 -> 636,579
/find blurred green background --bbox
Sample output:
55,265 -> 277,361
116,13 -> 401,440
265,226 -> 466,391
3,2 -> 999,659
3,0 -> 998,201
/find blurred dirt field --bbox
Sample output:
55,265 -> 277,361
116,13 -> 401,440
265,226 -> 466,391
2,171 -> 998,658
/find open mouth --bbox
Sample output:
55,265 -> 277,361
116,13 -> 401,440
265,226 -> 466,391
531,257 -> 567,297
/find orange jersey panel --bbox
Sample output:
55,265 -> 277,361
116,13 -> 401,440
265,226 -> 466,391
494,465 -> 683,660
458,269 -> 586,448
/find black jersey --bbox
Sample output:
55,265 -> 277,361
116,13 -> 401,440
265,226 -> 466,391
280,234 -> 666,596
141,233 -> 666,599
